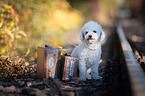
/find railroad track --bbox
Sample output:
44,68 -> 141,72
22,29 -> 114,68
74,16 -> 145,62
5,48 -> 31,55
116,21 -> 145,96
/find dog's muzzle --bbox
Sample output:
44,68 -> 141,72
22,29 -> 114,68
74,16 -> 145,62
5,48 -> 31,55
87,35 -> 96,41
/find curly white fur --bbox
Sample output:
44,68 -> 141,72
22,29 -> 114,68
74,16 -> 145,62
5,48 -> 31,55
71,21 -> 105,81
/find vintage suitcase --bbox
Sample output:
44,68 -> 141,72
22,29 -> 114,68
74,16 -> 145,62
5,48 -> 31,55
37,45 -> 61,79
62,55 -> 78,81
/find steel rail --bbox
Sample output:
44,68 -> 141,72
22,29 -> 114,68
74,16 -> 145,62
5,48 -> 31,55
116,22 -> 145,96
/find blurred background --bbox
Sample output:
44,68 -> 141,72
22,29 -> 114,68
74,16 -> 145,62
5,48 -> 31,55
0,0 -> 145,60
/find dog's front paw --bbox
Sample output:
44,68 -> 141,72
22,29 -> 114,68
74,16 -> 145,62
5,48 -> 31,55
80,78 -> 86,81
86,68 -> 91,80
80,76 -> 86,81
92,75 -> 102,80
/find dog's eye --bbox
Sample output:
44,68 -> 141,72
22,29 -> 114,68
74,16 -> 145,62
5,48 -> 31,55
93,31 -> 96,33
85,32 -> 88,34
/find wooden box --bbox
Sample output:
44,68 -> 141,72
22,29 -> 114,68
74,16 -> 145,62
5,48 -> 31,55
62,56 -> 78,81
37,45 -> 61,79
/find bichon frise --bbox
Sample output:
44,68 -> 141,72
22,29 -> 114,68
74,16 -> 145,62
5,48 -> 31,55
71,21 -> 105,81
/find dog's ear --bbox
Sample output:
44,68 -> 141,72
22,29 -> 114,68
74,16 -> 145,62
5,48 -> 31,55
99,30 -> 105,42
80,30 -> 85,42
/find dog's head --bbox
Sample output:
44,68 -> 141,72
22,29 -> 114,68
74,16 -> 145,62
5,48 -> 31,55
80,21 -> 105,43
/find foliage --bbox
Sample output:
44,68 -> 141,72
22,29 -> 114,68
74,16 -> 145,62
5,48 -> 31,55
3,0 -> 83,56
0,2 -> 26,56
0,55 -> 36,77
0,0 -> 83,77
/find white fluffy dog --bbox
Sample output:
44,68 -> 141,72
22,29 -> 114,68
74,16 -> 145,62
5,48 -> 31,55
71,21 -> 105,81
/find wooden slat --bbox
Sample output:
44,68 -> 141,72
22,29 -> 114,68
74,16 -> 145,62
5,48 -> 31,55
37,46 -> 45,79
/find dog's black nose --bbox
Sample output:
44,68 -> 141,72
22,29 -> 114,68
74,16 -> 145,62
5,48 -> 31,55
89,35 -> 92,38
